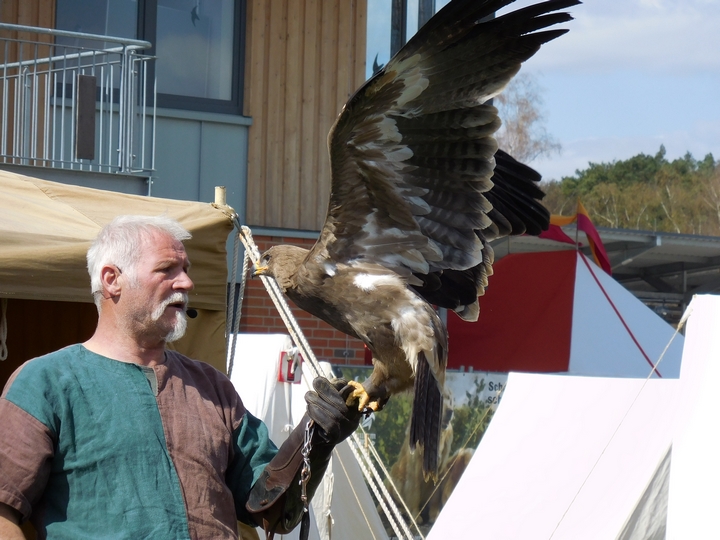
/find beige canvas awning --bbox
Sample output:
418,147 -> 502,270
0,169 -> 235,307
0,169 -> 236,372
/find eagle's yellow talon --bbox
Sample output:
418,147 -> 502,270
346,380 -> 381,412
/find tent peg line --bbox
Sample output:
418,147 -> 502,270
231,223 -> 420,540
334,449 -> 383,540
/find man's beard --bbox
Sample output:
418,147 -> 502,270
151,292 -> 189,343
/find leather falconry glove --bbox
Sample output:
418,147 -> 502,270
247,377 -> 362,538
305,377 -> 362,444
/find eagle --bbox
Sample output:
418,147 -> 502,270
254,0 -> 579,480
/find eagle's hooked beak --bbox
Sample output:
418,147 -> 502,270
252,262 -> 268,278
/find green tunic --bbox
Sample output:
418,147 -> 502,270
0,344 -> 277,539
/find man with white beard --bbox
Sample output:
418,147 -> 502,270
0,215 -> 362,539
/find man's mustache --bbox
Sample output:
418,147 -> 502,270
151,293 -> 190,321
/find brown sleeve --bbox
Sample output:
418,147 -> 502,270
247,415 -> 334,535
0,399 -> 55,520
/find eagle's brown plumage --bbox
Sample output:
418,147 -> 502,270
256,0 -> 579,480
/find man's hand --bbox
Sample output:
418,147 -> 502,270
304,378 -> 362,445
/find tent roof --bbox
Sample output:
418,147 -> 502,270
0,169 -> 235,310
667,295 -> 720,537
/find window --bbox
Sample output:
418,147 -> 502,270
155,0 -> 235,101
147,0 -> 243,112
55,0 -> 245,114
55,0 -> 137,41
366,0 -> 450,80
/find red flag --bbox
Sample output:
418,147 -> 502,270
538,201 -> 612,275
576,201 -> 612,275
539,224 -> 576,245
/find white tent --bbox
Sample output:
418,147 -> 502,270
430,294 -> 720,539
229,334 -> 388,540
666,295 -> 720,538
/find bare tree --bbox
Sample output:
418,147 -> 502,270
494,73 -> 561,163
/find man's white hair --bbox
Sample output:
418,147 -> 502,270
87,215 -> 191,310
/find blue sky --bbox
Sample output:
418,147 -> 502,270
367,0 -> 720,181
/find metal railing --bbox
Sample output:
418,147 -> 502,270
0,23 -> 155,175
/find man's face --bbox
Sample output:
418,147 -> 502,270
122,230 -> 194,343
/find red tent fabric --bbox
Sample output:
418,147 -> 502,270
447,250 -> 575,372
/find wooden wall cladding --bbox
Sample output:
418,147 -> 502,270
0,0 -> 55,29
1,0 -> 56,162
244,0 -> 367,231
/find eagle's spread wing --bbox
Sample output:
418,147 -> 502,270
258,0 -> 580,480
311,0 -> 578,319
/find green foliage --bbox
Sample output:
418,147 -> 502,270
450,378 -> 495,455
370,392 -> 414,465
543,147 -> 720,234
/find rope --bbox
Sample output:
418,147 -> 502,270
226,230 -> 241,374
357,426 -> 424,537
0,298 -> 8,361
235,224 -> 416,539
345,434 -> 410,540
236,225 -> 323,378
548,304 -> 691,539
227,242 -> 249,378
352,433 -> 417,540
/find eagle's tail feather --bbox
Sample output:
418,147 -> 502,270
410,350 -> 443,482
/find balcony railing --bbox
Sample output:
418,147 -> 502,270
0,23 -> 155,175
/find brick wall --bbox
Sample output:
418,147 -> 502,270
238,235 -> 369,367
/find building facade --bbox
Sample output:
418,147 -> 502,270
1,0 -> 378,369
